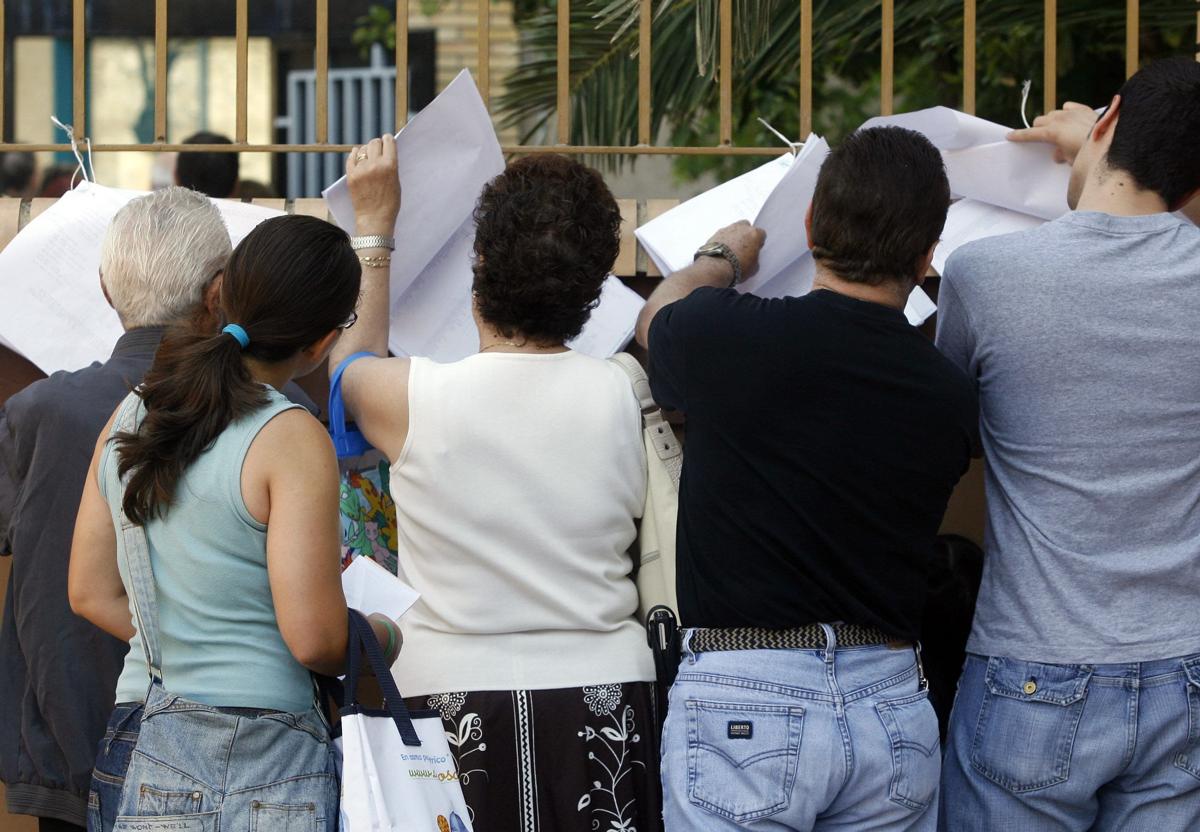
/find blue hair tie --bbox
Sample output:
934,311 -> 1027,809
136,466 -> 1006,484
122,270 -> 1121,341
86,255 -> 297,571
222,323 -> 250,349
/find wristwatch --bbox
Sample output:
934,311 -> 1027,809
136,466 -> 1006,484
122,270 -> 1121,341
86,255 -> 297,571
694,242 -> 742,288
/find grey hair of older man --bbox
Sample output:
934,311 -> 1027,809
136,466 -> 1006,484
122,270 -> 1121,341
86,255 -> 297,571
99,186 -> 232,329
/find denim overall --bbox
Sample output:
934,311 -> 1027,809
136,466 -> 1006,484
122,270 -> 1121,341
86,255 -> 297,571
109,401 -> 338,832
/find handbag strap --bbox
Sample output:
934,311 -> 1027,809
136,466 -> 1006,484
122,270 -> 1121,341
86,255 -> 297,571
609,353 -> 682,489
329,351 -> 379,459
343,609 -> 423,747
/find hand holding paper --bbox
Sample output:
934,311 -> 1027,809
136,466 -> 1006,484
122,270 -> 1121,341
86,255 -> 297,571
862,106 -> 1070,220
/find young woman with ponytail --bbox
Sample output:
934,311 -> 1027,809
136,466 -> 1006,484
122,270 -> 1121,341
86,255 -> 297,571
68,214 -> 400,832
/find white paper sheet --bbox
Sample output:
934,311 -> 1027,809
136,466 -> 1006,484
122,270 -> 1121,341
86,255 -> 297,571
635,137 -> 829,287
341,555 -> 420,619
325,70 -> 645,361
861,107 -> 1070,221
636,154 -> 796,276
932,198 -> 1045,276
567,276 -> 647,358
0,182 -> 282,373
325,69 -> 506,300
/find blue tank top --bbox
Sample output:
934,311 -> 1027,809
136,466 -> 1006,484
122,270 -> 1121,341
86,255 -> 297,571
101,387 -> 312,711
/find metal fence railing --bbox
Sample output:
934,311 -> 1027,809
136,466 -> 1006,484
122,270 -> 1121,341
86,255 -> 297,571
0,1 -> 1196,160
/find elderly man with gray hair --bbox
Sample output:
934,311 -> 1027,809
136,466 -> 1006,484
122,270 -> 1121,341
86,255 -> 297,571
0,187 -> 310,832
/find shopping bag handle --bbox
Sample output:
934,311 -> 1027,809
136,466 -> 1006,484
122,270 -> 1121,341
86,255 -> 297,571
344,609 -> 423,747
328,352 -> 378,459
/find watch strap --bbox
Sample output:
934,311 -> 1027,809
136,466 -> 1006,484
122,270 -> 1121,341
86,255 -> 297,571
694,243 -> 742,287
350,234 -> 395,251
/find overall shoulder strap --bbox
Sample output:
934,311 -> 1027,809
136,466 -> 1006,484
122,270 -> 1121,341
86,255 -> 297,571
111,392 -> 164,684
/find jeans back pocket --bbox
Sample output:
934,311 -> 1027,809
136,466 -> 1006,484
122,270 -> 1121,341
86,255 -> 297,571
685,699 -> 804,823
114,812 -> 218,832
876,691 -> 941,811
970,657 -> 1091,793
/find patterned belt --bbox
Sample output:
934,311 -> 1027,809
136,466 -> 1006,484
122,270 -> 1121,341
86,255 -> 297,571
688,623 -> 904,653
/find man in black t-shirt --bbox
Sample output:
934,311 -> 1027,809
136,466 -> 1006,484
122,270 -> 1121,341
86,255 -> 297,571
637,127 -> 978,831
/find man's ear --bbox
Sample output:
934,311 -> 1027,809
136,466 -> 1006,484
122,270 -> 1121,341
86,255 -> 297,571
204,272 -> 224,316
1090,94 -> 1121,147
915,245 -> 937,286
99,272 -> 114,310
804,201 -> 815,251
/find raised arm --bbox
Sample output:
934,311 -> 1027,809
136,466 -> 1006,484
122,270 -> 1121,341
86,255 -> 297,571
327,134 -> 412,462
635,220 -> 766,348
1009,101 -> 1200,224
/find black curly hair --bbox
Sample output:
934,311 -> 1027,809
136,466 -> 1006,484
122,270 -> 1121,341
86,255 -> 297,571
471,154 -> 621,343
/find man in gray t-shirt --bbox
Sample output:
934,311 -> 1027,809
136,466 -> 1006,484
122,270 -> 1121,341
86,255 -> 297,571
937,57 -> 1200,830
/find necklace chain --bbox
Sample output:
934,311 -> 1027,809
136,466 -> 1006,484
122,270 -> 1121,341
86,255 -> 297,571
479,340 -> 525,353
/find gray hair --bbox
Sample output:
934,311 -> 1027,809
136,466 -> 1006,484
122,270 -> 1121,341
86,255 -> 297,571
100,186 -> 231,328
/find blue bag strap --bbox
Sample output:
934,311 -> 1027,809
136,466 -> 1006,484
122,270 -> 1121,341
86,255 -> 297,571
328,352 -> 379,459
343,609 -> 422,747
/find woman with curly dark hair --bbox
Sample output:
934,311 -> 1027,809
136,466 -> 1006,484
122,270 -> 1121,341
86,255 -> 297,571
331,139 -> 659,831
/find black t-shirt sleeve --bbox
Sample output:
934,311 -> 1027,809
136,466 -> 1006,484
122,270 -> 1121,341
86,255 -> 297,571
647,287 -> 746,412
646,297 -> 691,411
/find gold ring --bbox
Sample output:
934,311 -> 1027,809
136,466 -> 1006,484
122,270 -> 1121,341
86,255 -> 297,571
355,152 -> 368,161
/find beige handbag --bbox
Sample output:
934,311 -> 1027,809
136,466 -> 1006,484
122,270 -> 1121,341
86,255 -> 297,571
610,352 -> 682,622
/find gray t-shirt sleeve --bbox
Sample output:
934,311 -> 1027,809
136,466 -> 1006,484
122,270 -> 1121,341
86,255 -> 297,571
934,263 -> 979,385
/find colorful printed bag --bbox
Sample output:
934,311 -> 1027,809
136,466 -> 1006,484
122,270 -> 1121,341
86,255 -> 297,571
330,353 -> 400,574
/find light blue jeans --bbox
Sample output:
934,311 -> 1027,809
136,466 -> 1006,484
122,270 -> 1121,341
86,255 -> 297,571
940,653 -> 1200,831
661,627 -> 939,831
110,683 -> 338,832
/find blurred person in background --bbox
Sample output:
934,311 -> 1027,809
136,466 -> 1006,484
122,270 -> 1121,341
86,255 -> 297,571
175,132 -> 239,199
1,151 -> 36,199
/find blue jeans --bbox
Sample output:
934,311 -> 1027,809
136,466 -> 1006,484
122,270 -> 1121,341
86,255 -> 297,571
661,628 -> 939,831
87,703 -> 143,832
941,652 -> 1200,830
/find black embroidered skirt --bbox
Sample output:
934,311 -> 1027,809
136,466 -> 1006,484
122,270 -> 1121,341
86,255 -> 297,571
405,681 -> 662,832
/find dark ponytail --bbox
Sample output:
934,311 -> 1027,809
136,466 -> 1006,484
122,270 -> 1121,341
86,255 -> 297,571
115,214 -> 361,525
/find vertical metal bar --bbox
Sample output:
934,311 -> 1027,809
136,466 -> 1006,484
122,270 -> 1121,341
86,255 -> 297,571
0,0 -> 6,142
557,0 -> 570,144
382,69 -> 395,139
1125,0 -> 1138,78
963,0 -> 976,114
236,0 -> 248,142
395,0 -> 409,130
881,0 -> 894,116
1044,0 -> 1056,113
315,0 -> 329,143
478,0 -> 491,109
305,77 -> 319,194
72,0 -> 85,136
637,0 -> 651,145
286,74 -> 301,197
719,0 -> 732,145
154,0 -> 167,142
800,0 -> 812,137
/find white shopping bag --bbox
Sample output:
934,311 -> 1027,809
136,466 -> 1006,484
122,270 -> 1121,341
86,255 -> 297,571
339,611 -> 474,832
